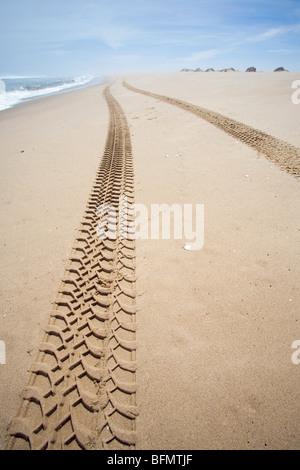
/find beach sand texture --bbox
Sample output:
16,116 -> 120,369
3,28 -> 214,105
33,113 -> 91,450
0,73 -> 299,449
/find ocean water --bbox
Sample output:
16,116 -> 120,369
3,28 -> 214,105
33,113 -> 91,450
0,76 -> 101,111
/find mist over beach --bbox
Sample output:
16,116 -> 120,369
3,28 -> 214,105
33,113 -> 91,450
0,0 -> 299,452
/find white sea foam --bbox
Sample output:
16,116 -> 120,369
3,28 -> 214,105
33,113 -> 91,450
0,76 -> 96,111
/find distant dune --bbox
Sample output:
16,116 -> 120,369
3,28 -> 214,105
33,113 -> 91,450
181,66 -> 290,73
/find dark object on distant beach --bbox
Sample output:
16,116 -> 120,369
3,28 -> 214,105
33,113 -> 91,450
246,67 -> 256,72
220,68 -> 236,72
205,68 -> 215,72
274,67 -> 289,72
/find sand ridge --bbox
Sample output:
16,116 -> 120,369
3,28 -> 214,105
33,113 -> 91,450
112,74 -> 300,450
5,86 -> 137,450
123,80 -> 300,179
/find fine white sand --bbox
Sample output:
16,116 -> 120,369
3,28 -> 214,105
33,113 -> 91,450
0,73 -> 299,449
0,84 -> 109,448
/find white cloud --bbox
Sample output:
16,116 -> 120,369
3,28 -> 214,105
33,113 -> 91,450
252,27 -> 283,41
268,49 -> 294,54
96,25 -> 138,49
179,49 -> 219,63
248,24 -> 300,43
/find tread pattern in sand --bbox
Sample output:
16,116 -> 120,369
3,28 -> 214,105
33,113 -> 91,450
123,81 -> 300,179
6,86 -> 137,450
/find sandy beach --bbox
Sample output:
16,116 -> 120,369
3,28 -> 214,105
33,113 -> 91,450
0,72 -> 299,450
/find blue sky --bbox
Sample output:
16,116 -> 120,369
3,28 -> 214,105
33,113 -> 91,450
0,0 -> 299,76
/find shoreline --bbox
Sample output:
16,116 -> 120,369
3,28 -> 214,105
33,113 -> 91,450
0,76 -> 106,113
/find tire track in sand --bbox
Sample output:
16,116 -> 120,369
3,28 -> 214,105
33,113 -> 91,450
6,86 -> 137,450
123,81 -> 300,179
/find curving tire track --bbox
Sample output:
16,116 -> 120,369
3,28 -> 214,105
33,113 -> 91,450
123,81 -> 300,179
6,86 -> 137,450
